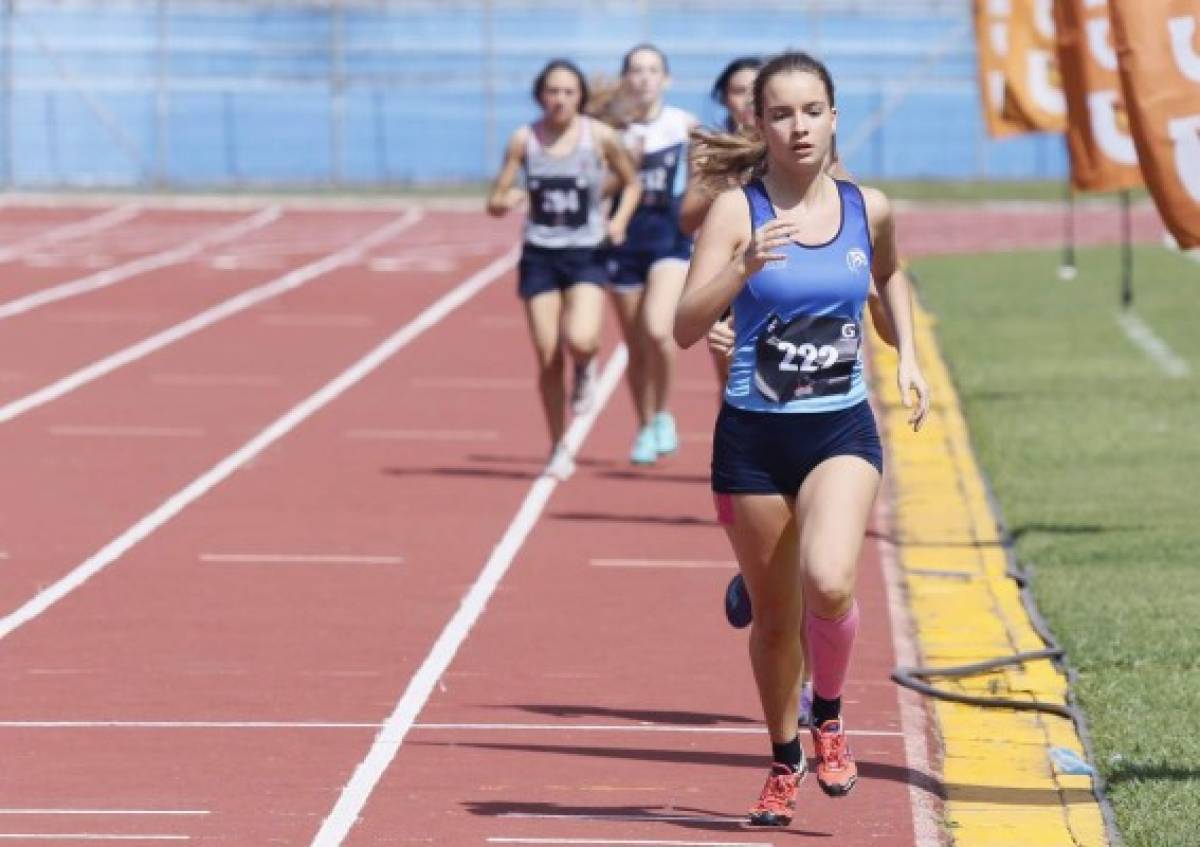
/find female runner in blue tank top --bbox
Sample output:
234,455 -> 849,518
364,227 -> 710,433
604,44 -> 699,466
488,59 -> 641,480
675,52 -> 930,828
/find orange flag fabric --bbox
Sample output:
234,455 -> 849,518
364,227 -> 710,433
1109,0 -> 1200,247
1002,0 -> 1068,132
974,0 -> 1039,137
1054,0 -> 1143,192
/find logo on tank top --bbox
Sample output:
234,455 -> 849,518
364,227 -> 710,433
845,248 -> 869,274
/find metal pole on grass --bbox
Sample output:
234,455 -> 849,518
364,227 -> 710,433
1058,179 -> 1077,280
1120,189 -> 1133,308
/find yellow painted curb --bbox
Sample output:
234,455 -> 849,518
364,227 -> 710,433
869,303 -> 1110,847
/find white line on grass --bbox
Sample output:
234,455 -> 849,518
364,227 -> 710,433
0,206 -> 280,321
0,245 -> 517,642
308,345 -> 628,847
1116,311 -> 1191,378
0,204 -> 141,263
0,208 -> 425,425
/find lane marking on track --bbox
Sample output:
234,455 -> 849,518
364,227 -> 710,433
498,814 -> 739,824
48,311 -> 161,325
0,244 -> 518,643
0,811 -> 206,816
488,840 -> 772,846
198,553 -> 404,566
0,721 -> 903,737
0,207 -> 425,425
0,837 -> 189,842
874,502 -> 942,847
260,314 -> 374,328
49,426 -> 205,439
410,376 -> 531,390
344,428 -> 499,442
0,206 -> 281,322
150,373 -> 281,387
309,345 -> 629,847
588,558 -> 735,570
0,204 -> 142,263
1116,311 -> 1190,378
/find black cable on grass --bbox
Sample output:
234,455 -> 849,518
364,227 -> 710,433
883,289 -> 1124,842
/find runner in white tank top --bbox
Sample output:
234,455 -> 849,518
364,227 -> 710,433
487,59 -> 641,480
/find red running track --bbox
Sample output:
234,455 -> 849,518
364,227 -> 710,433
0,201 -> 936,846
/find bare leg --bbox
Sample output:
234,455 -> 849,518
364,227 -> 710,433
640,258 -> 689,415
561,282 -> 604,366
608,287 -> 651,428
522,291 -> 566,446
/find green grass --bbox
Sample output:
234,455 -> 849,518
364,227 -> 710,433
874,180 -> 1149,203
913,244 -> 1200,847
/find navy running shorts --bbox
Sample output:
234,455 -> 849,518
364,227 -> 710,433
518,243 -> 609,300
711,400 -> 883,497
605,234 -> 693,292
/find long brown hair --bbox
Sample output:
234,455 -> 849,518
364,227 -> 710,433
691,51 -> 836,193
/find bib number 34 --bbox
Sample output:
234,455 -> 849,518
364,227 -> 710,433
754,312 -> 861,403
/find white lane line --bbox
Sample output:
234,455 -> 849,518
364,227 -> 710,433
0,720 -> 903,737
0,245 -> 518,643
488,840 -> 770,846
0,206 -> 280,322
1116,311 -> 1191,378
875,500 -> 942,847
48,311 -> 161,325
589,558 -> 736,570
309,345 -> 628,847
0,811 -> 206,816
198,553 -> 404,565
0,837 -> 188,842
0,204 -> 141,263
0,208 -> 425,425
150,373 -> 281,387
411,376 -> 531,390
260,314 -> 374,328
49,426 -> 205,438
344,428 -> 498,442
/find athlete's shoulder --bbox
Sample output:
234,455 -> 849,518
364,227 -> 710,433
853,183 -> 892,216
705,186 -> 753,233
664,105 -> 699,135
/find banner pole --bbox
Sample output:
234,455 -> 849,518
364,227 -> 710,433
1120,190 -> 1133,309
1058,176 -> 1077,280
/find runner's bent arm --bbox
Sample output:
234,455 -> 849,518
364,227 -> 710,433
597,122 -> 642,245
486,128 -> 528,217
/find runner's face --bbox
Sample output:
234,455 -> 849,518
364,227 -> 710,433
756,70 -> 837,173
623,50 -> 667,107
539,69 -> 582,124
722,68 -> 758,130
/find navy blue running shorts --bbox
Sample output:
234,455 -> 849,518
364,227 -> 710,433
605,234 -> 693,292
518,243 -> 608,300
711,400 -> 883,497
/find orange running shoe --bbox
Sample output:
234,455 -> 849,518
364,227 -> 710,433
811,719 -> 857,796
747,762 -> 806,827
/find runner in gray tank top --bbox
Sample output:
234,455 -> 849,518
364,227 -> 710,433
487,58 -> 641,481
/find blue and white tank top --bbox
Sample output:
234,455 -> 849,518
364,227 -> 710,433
724,178 -> 873,414
621,104 -> 693,252
522,117 -> 607,249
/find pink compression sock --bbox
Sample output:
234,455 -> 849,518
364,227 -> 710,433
805,601 -> 860,701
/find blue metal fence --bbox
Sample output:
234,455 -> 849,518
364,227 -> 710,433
0,1 -> 1068,188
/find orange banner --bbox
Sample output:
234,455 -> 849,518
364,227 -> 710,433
1109,0 -> 1200,248
1002,0 -> 1067,132
974,0 -> 1039,137
1054,0 -> 1143,192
